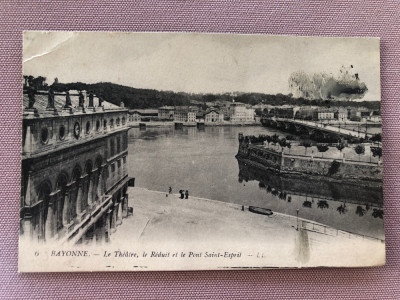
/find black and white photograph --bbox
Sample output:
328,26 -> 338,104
19,31 -> 384,272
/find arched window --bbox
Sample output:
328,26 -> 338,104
86,121 -> 91,134
85,160 -> 93,175
103,120 -> 107,130
110,119 -> 114,128
59,125 -> 66,140
37,181 -> 52,203
35,181 -> 52,241
117,136 -> 121,153
122,117 -> 126,125
41,127 -> 49,144
69,165 -> 82,221
56,173 -> 68,231
56,173 -> 68,190
110,139 -> 115,157
72,165 -> 82,181
116,118 -> 120,126
95,156 -> 102,169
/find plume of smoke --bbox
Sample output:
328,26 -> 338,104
289,65 -> 368,101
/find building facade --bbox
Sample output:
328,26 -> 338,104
205,109 -> 224,124
158,106 -> 174,120
21,89 -> 132,246
316,110 -> 335,121
174,106 -> 198,123
337,107 -> 348,122
128,110 -> 142,123
188,111 -> 197,122
229,103 -> 255,122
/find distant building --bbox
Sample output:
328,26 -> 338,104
337,107 -> 348,122
348,108 -> 375,122
188,111 -> 196,123
295,107 -> 314,120
174,106 -> 189,122
369,111 -> 381,122
158,106 -> 174,120
269,107 -> 294,119
128,110 -> 142,123
174,106 -> 198,123
349,109 -> 362,120
128,109 -> 158,122
205,108 -> 224,124
229,102 -> 255,122
196,111 -> 205,123
314,109 -> 335,121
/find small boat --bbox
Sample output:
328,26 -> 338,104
249,206 -> 273,216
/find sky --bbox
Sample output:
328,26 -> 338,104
23,31 -> 381,101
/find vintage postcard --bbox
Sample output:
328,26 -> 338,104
19,32 -> 384,272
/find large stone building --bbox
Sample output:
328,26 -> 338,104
204,108 -> 224,124
20,88 -> 132,246
229,102 -> 255,122
174,106 -> 199,123
158,106 -> 175,120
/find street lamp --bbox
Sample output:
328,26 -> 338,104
296,209 -> 300,231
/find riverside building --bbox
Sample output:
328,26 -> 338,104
204,108 -> 224,124
229,102 -> 255,122
20,87 -> 132,245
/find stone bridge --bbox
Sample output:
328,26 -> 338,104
261,117 -> 373,141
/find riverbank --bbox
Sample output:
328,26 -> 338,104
109,187 -> 384,269
128,121 -> 260,128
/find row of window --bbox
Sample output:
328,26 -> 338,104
39,116 -> 127,145
109,157 -> 127,173
109,133 -> 128,157
105,116 -> 126,129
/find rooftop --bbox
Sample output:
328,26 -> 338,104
23,91 -> 123,119
129,109 -> 159,115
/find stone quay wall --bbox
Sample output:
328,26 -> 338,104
237,134 -> 382,183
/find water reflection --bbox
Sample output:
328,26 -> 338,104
237,157 -> 384,239
237,157 -> 383,206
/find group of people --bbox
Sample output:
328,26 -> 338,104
168,186 -> 189,199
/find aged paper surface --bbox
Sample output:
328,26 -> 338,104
19,32 -> 384,272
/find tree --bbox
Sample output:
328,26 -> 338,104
286,135 -> 295,141
286,142 -> 292,154
279,138 -> 287,152
271,134 -> 280,150
317,144 -> 329,158
370,133 -> 382,143
354,144 -> 365,161
371,146 -> 382,162
265,135 -> 272,149
336,143 -> 345,159
328,160 -> 340,176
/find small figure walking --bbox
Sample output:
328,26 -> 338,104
169,186 -> 172,194
179,190 -> 184,199
185,190 -> 189,199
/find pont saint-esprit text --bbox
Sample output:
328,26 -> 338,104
103,251 -> 242,259
142,251 -> 242,259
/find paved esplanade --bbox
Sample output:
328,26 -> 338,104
109,187 -> 384,269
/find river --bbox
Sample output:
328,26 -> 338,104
127,125 -> 384,239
